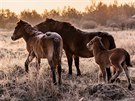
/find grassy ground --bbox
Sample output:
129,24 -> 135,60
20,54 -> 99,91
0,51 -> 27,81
0,29 -> 135,101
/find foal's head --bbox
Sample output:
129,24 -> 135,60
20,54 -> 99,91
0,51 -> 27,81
86,36 -> 102,50
11,20 -> 31,41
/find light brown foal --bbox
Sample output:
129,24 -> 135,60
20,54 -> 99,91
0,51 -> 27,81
87,36 -> 133,90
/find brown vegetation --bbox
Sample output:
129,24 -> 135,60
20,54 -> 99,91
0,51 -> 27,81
0,28 -> 135,101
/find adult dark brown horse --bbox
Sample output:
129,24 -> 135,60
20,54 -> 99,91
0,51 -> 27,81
11,20 -> 63,85
34,18 -> 116,80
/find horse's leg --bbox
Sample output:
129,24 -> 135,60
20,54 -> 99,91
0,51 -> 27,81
111,66 -> 120,83
109,64 -> 122,83
103,40 -> 113,81
100,66 -> 107,83
106,68 -> 112,81
57,64 -> 62,85
35,57 -> 41,71
65,51 -> 73,78
74,55 -> 81,76
98,69 -> 103,83
111,66 -> 116,76
25,53 -> 35,72
48,60 -> 56,85
122,62 -> 132,90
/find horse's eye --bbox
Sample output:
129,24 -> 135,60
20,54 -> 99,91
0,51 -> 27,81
15,26 -> 18,29
90,41 -> 93,45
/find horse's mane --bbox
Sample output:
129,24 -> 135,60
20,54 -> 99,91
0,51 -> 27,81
20,20 -> 42,36
93,36 -> 107,50
44,18 -> 81,32
97,32 -> 109,37
98,40 -> 106,50
62,21 -> 77,30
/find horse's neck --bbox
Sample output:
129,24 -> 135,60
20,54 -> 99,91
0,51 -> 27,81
23,31 -> 35,42
93,41 -> 106,56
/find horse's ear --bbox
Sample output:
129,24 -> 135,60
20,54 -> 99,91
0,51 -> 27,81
46,18 -> 49,20
17,20 -> 25,25
98,37 -> 102,40
46,18 -> 53,21
20,20 -> 24,23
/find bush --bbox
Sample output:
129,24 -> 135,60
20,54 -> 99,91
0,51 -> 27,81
5,23 -> 16,30
81,20 -> 97,29
126,19 -> 135,29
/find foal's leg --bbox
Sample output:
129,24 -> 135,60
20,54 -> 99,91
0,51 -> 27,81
25,53 -> 35,72
122,62 -> 132,90
100,66 -> 107,83
109,64 -> 123,83
106,68 -> 112,81
98,65 -> 107,83
111,66 -> 120,83
98,69 -> 102,83
65,51 -> 73,78
57,64 -> 62,85
74,55 -> 81,76
48,60 -> 56,85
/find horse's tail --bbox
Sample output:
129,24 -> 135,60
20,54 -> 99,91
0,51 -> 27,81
53,37 -> 62,65
125,52 -> 133,67
107,34 -> 116,49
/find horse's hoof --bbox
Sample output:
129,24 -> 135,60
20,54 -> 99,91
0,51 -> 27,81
25,69 -> 29,73
54,82 -> 57,85
109,79 -> 115,83
128,84 -> 134,90
67,74 -> 72,79
58,81 -> 62,86
115,78 -> 121,83
25,71 -> 29,73
77,73 -> 81,76
77,72 -> 81,76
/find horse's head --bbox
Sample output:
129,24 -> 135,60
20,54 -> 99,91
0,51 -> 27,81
45,18 -> 58,28
11,20 -> 32,41
87,36 -> 102,50
35,18 -> 62,32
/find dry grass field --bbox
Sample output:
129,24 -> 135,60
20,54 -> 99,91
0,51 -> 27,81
0,28 -> 135,101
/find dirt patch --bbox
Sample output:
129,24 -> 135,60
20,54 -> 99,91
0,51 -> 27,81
80,84 -> 134,101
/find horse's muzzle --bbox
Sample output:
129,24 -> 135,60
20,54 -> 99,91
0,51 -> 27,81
86,43 -> 92,51
86,43 -> 89,49
11,36 -> 15,41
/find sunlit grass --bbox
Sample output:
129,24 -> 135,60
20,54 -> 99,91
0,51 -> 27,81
0,29 -> 135,100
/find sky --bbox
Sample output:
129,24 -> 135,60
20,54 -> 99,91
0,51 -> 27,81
0,0 -> 135,14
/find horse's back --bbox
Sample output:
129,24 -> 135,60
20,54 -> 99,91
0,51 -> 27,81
35,19 -> 115,58
109,48 -> 128,64
41,32 -> 63,62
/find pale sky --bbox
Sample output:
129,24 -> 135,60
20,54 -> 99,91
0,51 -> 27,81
0,0 -> 135,14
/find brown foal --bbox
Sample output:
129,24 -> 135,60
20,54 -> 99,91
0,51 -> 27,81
87,36 -> 133,90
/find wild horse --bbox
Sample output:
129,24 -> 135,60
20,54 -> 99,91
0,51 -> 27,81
11,20 -> 63,85
87,36 -> 132,90
34,18 -> 116,80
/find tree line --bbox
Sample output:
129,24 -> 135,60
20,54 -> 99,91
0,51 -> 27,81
0,1 -> 135,30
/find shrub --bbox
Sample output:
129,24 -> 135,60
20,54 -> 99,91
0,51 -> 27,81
81,20 -> 97,29
5,23 -> 16,30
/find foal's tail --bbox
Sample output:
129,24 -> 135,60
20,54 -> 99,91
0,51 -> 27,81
53,37 -> 62,65
125,52 -> 133,67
